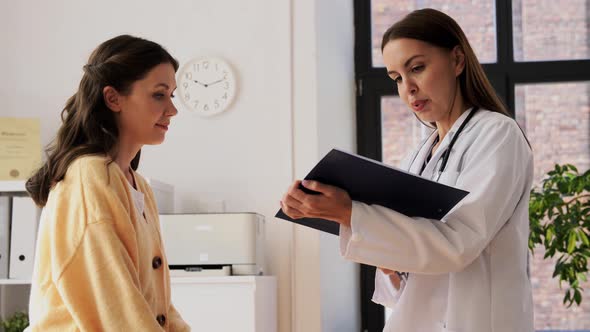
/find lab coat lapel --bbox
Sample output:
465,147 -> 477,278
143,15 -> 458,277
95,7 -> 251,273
415,108 -> 476,180
408,132 -> 437,175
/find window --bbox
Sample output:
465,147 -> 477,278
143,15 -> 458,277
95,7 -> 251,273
371,0 -> 497,66
354,1 -> 590,331
512,0 -> 590,62
516,82 -> 590,330
381,96 -> 427,166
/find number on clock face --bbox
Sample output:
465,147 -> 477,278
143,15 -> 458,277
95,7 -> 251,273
178,57 -> 236,117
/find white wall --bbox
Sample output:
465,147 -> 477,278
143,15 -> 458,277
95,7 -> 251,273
0,1 -> 359,331
317,0 -> 359,326
316,0 -> 359,331
292,0 -> 359,331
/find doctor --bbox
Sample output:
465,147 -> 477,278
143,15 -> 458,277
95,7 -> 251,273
280,8 -> 534,332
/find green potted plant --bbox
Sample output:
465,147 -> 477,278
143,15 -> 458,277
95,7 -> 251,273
529,164 -> 590,307
0,311 -> 29,332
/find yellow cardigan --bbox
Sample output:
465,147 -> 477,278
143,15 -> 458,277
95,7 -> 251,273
28,155 -> 190,331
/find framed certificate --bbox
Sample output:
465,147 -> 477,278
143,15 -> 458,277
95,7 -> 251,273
0,117 -> 41,181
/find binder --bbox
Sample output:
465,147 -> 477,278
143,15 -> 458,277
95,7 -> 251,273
0,196 -> 10,278
275,149 -> 469,235
9,196 -> 40,279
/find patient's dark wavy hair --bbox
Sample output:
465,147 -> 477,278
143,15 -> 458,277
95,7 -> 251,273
26,35 -> 178,207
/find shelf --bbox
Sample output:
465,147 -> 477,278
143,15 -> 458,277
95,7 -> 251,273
0,279 -> 31,285
0,180 -> 27,193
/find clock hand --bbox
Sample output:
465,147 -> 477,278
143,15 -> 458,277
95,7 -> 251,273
206,78 -> 226,86
193,79 -> 208,87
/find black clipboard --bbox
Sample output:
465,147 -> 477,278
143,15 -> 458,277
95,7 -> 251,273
275,149 -> 469,235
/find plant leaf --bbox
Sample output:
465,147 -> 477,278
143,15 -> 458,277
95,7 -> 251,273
568,231 -> 577,254
574,288 -> 582,305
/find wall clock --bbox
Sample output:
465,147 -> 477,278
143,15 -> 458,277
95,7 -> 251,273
177,57 -> 237,117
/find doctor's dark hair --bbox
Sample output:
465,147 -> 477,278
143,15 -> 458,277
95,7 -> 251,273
26,34 -> 179,207
381,8 -> 510,118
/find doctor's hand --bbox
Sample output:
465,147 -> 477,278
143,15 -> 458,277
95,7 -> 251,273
280,180 -> 352,227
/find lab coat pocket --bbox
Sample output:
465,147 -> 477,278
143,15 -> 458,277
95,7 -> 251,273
437,170 -> 460,186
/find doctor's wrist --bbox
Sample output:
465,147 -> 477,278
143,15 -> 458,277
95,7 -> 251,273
338,203 -> 352,227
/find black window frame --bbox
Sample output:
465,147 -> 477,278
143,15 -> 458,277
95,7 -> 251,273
354,1 -> 590,331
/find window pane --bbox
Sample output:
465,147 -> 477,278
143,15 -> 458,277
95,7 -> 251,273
381,96 -> 430,166
515,82 -> 590,330
515,82 -> 590,184
512,0 -> 590,62
371,0 -> 497,67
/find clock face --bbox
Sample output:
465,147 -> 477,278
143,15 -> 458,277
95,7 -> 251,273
177,57 -> 236,117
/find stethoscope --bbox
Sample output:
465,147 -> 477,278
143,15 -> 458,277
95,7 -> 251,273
409,107 -> 479,181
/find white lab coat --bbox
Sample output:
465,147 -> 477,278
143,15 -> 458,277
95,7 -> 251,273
340,109 -> 534,332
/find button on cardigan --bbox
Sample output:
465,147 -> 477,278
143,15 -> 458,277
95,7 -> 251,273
27,155 -> 190,331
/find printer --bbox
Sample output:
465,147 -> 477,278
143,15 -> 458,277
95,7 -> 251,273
159,213 -> 265,276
